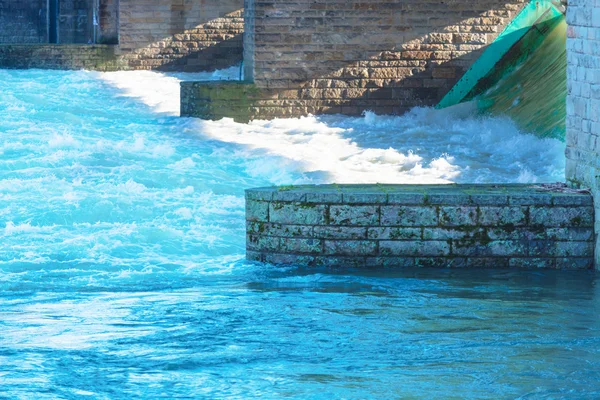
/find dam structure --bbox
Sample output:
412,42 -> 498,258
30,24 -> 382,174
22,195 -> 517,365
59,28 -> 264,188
4,3 -> 600,397
214,0 -> 600,271
1,0 -> 599,270
246,184 -> 595,269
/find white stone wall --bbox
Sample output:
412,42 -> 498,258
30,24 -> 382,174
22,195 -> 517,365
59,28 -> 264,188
566,0 -> 600,269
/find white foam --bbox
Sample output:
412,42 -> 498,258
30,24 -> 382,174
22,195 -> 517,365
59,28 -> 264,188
48,133 -> 79,148
4,222 -> 56,236
99,68 -> 565,185
98,66 -> 240,115
190,110 -> 564,184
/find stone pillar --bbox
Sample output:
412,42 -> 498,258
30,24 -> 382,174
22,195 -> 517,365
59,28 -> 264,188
565,0 -> 600,269
98,0 -> 119,44
242,0 -> 254,81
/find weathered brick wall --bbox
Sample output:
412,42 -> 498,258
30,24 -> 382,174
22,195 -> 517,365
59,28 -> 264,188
565,0 -> 600,269
246,185 -> 594,269
0,0 -> 47,44
181,81 -> 282,122
118,0 -> 244,71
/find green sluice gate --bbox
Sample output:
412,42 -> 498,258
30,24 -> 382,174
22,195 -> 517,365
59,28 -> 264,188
438,0 -> 567,140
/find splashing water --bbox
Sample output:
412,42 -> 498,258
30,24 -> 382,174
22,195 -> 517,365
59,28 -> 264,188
1,68 -> 597,399
194,106 -> 565,184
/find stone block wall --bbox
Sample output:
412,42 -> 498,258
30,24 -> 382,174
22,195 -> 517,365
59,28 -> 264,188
181,81 -> 276,122
184,0 -> 528,120
0,0 -> 47,44
118,0 -> 244,71
0,0 -> 245,72
246,185 -> 594,269
565,0 -> 600,268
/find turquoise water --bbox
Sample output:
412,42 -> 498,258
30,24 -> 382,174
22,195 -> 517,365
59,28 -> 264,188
0,69 -> 599,398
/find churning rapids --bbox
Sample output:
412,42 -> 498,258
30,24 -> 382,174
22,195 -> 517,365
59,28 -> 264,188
0,68 -> 598,399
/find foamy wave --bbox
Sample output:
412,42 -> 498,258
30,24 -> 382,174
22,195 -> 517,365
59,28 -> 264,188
96,68 -> 563,184
188,110 -> 563,184
4,222 -> 57,235
98,66 -> 241,115
189,115 -> 455,184
48,133 -> 79,148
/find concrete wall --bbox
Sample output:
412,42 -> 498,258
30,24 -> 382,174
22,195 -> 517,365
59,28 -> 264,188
183,0 -> 528,120
246,185 -> 594,269
0,0 -> 244,72
565,0 -> 600,268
